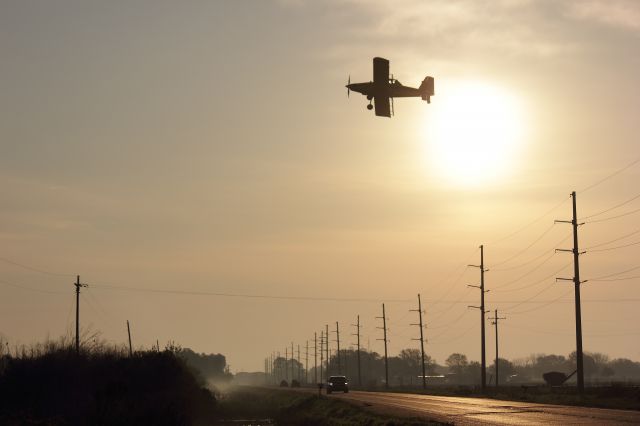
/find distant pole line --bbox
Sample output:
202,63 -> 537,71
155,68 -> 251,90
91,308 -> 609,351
468,246 -> 488,392
352,315 -> 362,387
305,340 -> 309,384
74,275 -> 88,355
319,330 -> 324,384
335,321 -> 341,375
555,191 -> 586,394
297,343 -> 301,383
377,303 -> 389,389
127,320 -> 133,357
325,324 -> 329,382
410,294 -> 427,389
489,309 -> 506,388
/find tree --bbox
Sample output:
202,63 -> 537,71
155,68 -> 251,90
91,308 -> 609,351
399,348 -> 421,370
569,351 -> 597,377
488,358 -> 515,384
445,353 -> 468,374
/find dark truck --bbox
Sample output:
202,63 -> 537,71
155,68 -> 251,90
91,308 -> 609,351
327,375 -> 349,394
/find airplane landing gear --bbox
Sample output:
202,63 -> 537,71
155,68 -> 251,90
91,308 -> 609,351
367,104 -> 373,110
367,95 -> 373,101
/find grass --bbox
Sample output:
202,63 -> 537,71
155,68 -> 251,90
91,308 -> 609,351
217,387 -> 448,425
0,341 -> 217,426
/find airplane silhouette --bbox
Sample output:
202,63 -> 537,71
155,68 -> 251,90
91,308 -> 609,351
346,57 -> 434,117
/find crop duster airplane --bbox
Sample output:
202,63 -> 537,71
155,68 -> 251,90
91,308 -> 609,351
346,57 -> 434,117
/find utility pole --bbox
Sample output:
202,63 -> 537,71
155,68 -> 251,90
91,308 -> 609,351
297,344 -> 301,382
376,303 -> 389,388
468,245 -> 488,392
410,294 -> 427,389
285,347 -> 289,382
74,275 -> 88,355
352,315 -> 362,386
127,320 -> 133,356
314,332 -> 318,384
335,322 -> 341,375
305,340 -> 309,384
325,324 -> 329,381
489,309 -> 506,387
556,191 -> 586,394
291,342 -> 295,383
319,330 -> 324,384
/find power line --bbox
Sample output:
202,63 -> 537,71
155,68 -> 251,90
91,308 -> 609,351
90,283 -> 411,303
0,257 -> 75,278
585,226 -> 640,249
581,192 -> 640,220
588,240 -> 640,253
487,196 -> 570,246
429,324 -> 476,344
585,206 -> 640,224
492,260 -> 572,293
489,223 -> 557,268
491,231 -> 572,272
0,278 -> 68,295
505,288 -> 573,315
589,265 -> 640,281
579,156 -> 640,194
492,251 -> 558,290
589,275 -> 640,282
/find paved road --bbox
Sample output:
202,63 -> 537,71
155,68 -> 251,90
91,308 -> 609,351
319,390 -> 640,425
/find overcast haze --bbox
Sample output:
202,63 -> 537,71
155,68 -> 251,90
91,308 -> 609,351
1,0 -> 639,372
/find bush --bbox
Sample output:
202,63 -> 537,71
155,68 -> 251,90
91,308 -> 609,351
0,347 -> 217,425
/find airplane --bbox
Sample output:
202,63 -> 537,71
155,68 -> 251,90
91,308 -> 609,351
346,57 -> 434,117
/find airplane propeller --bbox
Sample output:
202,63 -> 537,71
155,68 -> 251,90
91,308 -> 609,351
347,75 -> 350,98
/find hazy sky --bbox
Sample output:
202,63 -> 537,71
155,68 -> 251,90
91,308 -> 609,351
1,0 -> 640,372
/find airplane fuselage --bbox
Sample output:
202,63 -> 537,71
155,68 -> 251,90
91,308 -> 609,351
347,81 -> 424,99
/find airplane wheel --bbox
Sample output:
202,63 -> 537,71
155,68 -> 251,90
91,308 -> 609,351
367,104 -> 373,110
367,95 -> 373,101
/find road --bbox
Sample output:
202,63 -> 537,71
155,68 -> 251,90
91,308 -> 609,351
313,390 -> 640,425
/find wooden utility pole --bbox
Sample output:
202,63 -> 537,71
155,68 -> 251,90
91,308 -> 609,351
377,303 -> 389,388
556,191 -> 586,394
325,324 -> 329,381
489,309 -> 506,387
468,245 -> 488,392
126,320 -> 133,356
74,275 -> 87,355
297,343 -> 301,382
285,347 -> 288,381
319,330 -> 324,383
291,342 -> 294,383
411,294 -> 427,389
352,315 -> 361,386
305,340 -> 309,384
335,322 -> 341,375
314,332 -> 318,384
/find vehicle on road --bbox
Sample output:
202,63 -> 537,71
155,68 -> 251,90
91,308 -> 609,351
327,375 -> 348,394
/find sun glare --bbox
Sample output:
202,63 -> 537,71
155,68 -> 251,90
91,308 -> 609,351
423,81 -> 527,187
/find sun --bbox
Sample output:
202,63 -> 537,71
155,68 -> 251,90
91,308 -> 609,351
423,81 -> 527,187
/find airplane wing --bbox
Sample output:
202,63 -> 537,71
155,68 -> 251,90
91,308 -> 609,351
373,57 -> 389,85
374,96 -> 391,117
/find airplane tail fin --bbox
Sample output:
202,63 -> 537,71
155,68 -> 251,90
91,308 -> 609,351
419,76 -> 434,103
